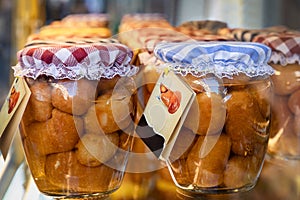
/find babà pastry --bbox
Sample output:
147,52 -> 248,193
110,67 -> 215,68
52,79 -> 97,116
184,92 -> 226,135
186,134 -> 231,187
223,155 -> 261,188
75,132 -> 119,167
45,151 -> 120,193
225,88 -> 269,156
88,90 -> 133,134
26,108 -> 83,155
271,64 -> 300,95
28,80 -> 53,122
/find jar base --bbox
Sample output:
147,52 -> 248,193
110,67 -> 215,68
176,183 -> 256,198
42,190 -> 115,200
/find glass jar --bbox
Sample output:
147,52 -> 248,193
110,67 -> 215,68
268,63 -> 300,159
13,39 -> 138,198
253,33 -> 300,160
148,41 -> 274,195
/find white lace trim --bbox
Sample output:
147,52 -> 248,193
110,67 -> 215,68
156,61 -> 274,79
13,62 -> 139,80
269,52 -> 300,65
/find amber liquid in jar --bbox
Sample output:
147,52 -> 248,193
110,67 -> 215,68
166,77 -> 271,194
20,76 -> 135,197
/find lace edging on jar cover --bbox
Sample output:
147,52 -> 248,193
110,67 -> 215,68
13,62 -> 138,80
154,41 -> 275,79
13,40 -> 139,80
269,52 -> 300,66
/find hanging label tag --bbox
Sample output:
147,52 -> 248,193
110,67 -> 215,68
0,77 -> 31,159
136,70 -> 195,161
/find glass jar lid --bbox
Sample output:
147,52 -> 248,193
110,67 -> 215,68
13,39 -> 138,80
153,41 -> 274,79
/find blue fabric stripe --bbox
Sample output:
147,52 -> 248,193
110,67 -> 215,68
153,41 -> 274,78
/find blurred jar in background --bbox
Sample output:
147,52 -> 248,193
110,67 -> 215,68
254,32 -> 300,159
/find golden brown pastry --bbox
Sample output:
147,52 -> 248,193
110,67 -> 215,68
26,109 -> 83,155
45,151 -> 120,193
51,79 -> 97,115
75,132 -> 119,167
186,134 -> 231,187
29,81 -> 53,122
271,64 -> 300,95
249,80 -> 272,118
184,92 -> 226,135
288,89 -> 300,115
88,90 -> 133,134
225,88 -> 269,156
223,155 -> 260,188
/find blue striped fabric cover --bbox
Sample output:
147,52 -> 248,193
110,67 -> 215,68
153,41 -> 274,78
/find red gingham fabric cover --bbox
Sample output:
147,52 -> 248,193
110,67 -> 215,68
253,32 -> 300,65
13,39 -> 138,80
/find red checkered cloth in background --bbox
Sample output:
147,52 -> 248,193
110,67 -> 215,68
253,32 -> 300,58
14,39 -> 138,80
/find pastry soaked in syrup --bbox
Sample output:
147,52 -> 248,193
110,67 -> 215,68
271,64 -> 300,95
45,151 -> 120,193
225,88 -> 269,156
26,109 -> 84,155
75,132 -> 119,167
186,134 -> 231,187
223,155 -> 261,188
29,81 -> 53,122
52,79 -> 97,115
184,92 -> 226,136
86,90 -> 133,134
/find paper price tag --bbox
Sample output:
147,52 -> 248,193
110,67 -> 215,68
136,70 -> 195,161
0,77 -> 31,159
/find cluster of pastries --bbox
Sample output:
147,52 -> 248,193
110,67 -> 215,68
22,76 -> 134,193
166,80 -> 270,188
27,13 -> 111,42
50,13 -> 110,28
